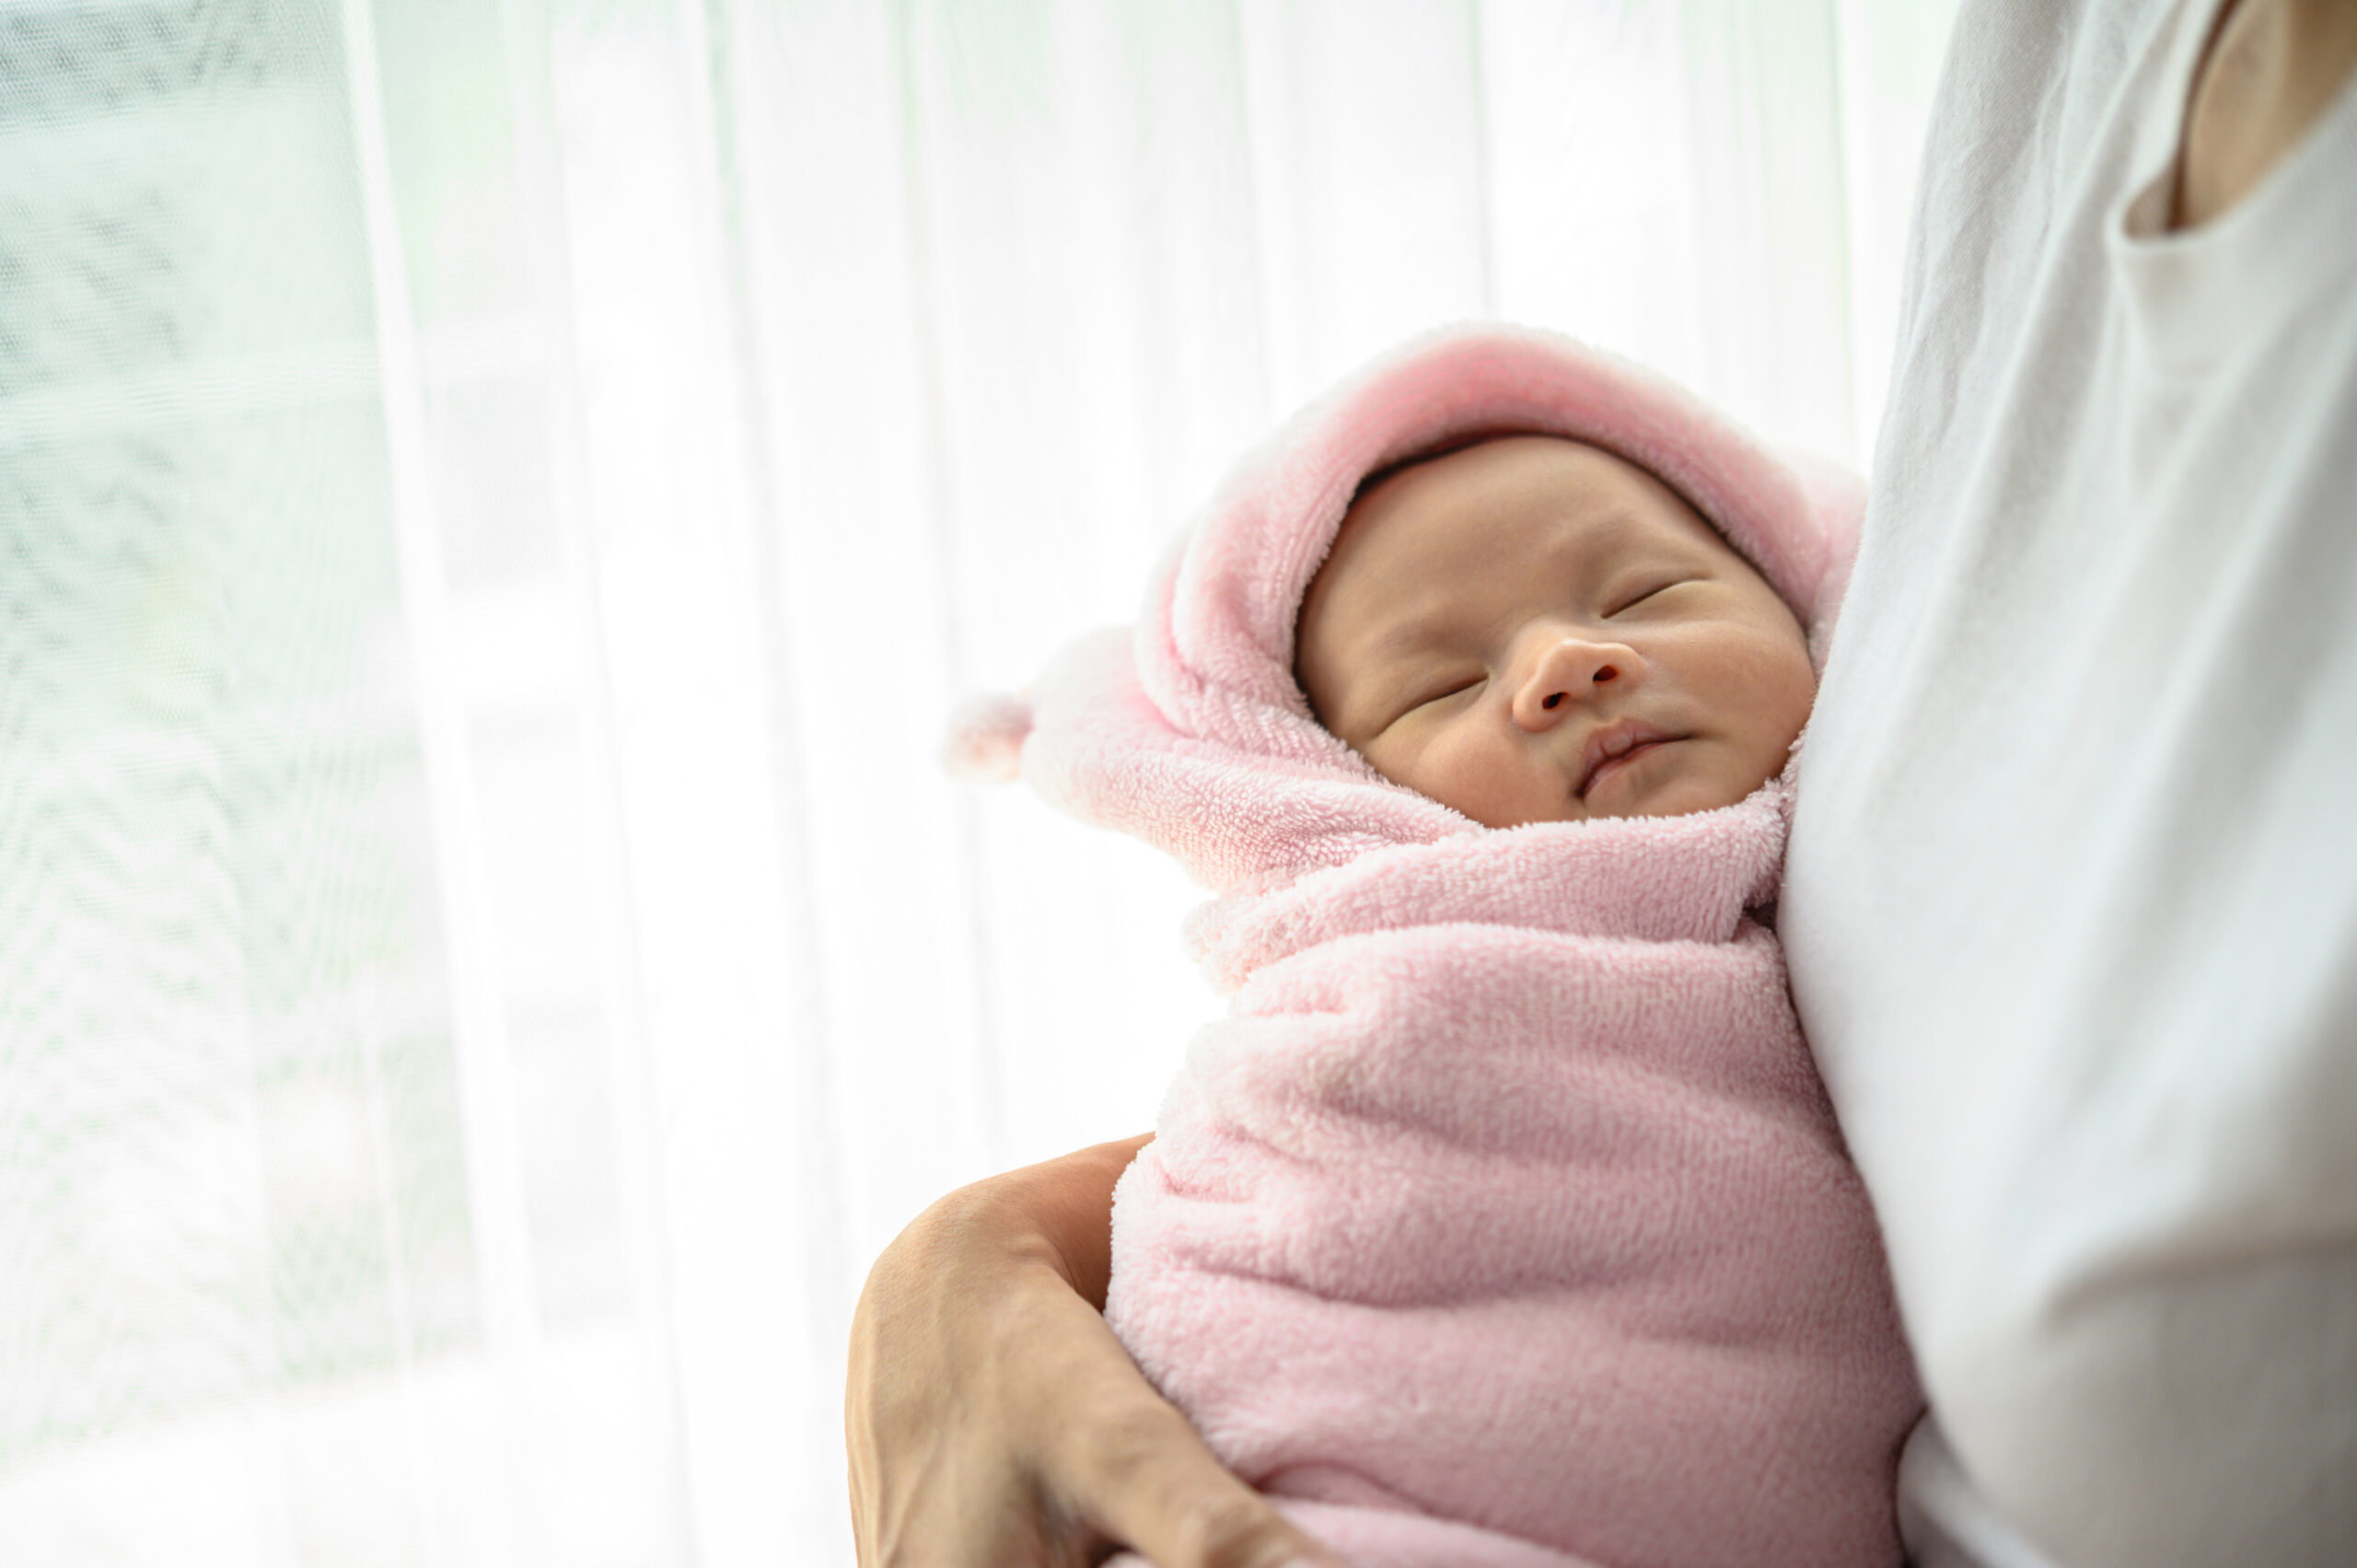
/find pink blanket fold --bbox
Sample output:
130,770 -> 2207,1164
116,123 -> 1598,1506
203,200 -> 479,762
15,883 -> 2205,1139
951,327 -> 1920,1567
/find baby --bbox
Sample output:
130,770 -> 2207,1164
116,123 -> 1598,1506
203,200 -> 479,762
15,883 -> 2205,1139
948,325 -> 1922,1568
1294,432 -> 1817,831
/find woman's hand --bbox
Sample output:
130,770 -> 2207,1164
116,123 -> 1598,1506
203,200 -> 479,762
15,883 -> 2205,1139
846,1134 -> 1348,1567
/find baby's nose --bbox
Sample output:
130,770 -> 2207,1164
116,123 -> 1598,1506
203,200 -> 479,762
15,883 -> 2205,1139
1513,637 -> 1643,730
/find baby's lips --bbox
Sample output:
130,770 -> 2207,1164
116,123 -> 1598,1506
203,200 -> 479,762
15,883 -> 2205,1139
940,691 -> 1034,783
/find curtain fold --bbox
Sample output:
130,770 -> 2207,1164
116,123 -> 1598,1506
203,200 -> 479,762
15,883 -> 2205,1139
0,2 -> 1956,1562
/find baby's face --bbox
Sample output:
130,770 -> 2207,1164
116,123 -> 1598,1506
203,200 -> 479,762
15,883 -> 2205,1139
1295,435 -> 1816,829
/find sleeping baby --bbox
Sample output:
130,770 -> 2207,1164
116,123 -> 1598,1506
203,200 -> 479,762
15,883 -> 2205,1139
946,324 -> 1922,1568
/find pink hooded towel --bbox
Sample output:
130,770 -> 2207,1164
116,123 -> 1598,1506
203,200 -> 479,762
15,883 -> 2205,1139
948,325 -> 1922,1568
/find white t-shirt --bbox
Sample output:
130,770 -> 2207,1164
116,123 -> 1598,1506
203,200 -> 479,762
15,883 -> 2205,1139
1784,0 -> 2357,1562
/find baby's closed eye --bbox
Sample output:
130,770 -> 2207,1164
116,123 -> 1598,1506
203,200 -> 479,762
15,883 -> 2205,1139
1392,672 -> 1486,726
1606,576 -> 1701,616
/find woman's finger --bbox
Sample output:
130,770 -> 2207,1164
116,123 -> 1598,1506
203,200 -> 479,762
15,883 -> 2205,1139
1039,1311 -> 1349,1568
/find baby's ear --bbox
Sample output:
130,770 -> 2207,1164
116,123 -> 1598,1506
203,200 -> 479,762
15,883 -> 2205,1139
940,691 -> 1034,784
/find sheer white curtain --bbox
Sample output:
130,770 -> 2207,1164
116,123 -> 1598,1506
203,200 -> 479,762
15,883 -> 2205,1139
0,2 -> 1956,1562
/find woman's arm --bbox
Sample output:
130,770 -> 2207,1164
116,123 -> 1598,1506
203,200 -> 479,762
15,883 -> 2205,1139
846,1134 -> 1347,1567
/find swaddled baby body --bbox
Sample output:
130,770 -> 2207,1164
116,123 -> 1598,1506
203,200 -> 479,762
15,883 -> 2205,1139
950,326 -> 1922,1568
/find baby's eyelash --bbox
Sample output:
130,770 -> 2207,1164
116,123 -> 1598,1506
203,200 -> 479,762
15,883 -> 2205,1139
1392,675 -> 1483,724
1607,578 -> 1693,615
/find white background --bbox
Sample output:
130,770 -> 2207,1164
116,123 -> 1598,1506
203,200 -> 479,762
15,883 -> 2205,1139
0,2 -> 1958,1562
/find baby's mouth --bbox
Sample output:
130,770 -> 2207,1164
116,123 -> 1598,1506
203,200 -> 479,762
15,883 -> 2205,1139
1575,719 -> 1679,800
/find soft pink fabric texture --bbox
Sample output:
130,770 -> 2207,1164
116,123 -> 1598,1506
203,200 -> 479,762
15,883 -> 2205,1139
954,326 -> 1919,1567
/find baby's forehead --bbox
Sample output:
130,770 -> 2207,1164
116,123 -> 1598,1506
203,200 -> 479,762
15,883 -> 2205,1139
1321,435 -> 1715,586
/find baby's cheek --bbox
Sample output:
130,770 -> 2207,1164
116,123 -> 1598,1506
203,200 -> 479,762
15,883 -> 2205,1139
1414,735 -> 1562,829
1367,729 -> 1473,819
1750,631 -> 1820,738
1661,765 -> 1759,819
